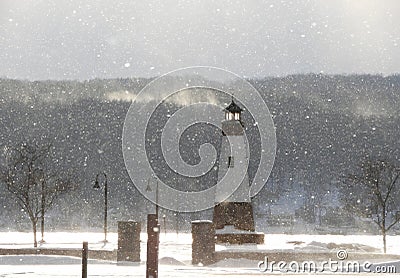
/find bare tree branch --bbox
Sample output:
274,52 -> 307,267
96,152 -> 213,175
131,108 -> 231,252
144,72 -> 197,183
340,158 -> 400,253
0,142 -> 78,247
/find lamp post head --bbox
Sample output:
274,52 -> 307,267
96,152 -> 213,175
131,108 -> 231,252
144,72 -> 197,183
93,176 -> 100,189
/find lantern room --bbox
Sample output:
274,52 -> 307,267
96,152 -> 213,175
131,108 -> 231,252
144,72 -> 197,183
224,99 -> 243,121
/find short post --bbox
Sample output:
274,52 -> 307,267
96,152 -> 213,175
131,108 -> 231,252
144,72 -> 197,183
117,221 -> 141,262
146,214 -> 160,278
192,220 -> 215,265
82,241 -> 88,278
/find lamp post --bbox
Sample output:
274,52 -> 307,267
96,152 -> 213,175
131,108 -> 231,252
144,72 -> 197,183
94,172 -> 108,243
146,177 -> 159,219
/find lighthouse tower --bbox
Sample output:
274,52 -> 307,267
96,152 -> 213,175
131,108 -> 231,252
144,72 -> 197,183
213,99 -> 263,244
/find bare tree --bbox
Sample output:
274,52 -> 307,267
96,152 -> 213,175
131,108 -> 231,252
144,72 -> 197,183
0,142 -> 77,247
340,158 -> 400,253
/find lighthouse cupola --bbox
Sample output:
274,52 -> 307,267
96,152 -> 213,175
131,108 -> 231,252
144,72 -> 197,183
224,99 -> 243,121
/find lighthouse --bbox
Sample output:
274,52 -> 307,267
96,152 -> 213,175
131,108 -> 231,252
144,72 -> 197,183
213,99 -> 264,244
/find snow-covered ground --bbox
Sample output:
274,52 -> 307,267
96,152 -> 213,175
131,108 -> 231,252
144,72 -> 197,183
0,232 -> 399,277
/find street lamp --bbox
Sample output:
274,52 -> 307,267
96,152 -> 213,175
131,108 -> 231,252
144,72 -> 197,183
94,172 -> 108,243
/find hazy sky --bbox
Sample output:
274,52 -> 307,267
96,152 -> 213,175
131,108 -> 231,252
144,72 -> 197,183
1,0 -> 399,80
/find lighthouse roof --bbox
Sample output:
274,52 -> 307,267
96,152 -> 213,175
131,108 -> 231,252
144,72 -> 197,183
224,100 -> 243,113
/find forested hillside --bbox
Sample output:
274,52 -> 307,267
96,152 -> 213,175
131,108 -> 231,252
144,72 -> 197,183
0,74 -> 399,232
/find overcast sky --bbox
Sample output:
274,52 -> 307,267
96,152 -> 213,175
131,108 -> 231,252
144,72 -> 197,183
1,0 -> 399,80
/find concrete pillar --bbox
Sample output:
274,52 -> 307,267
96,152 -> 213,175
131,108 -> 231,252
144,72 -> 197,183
192,220 -> 215,265
117,221 -> 140,262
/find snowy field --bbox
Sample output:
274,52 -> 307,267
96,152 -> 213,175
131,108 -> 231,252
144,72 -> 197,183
1,232 -> 400,277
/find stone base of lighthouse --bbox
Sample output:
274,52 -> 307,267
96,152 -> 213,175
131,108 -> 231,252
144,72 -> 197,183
213,202 -> 264,245
213,202 -> 255,231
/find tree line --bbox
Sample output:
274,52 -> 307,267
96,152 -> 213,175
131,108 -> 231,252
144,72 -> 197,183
0,74 -> 399,252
